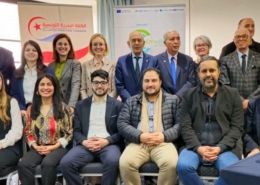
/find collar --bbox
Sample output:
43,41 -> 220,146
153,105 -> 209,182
236,49 -> 249,58
24,65 -> 36,70
93,57 -> 104,66
92,95 -> 107,103
132,52 -> 144,59
167,51 -> 178,61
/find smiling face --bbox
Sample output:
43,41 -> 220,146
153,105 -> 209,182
91,36 -> 107,57
23,44 -> 39,63
142,70 -> 162,97
194,38 -> 210,58
164,31 -> 181,55
91,76 -> 110,97
38,77 -> 54,99
233,28 -> 250,52
55,37 -> 71,58
127,31 -> 145,56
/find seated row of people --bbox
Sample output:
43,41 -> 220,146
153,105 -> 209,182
1,58 -> 260,185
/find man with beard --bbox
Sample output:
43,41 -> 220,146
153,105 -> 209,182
60,69 -> 124,185
177,56 -> 243,185
118,68 -> 180,185
220,28 -> 260,113
115,31 -> 158,102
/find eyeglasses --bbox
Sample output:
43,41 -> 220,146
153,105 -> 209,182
234,34 -> 248,40
92,43 -> 104,47
92,81 -> 108,86
196,43 -> 207,48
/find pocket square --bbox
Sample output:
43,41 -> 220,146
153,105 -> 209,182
111,115 -> 117,118
252,65 -> 256,69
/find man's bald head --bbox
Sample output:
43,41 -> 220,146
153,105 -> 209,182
238,18 -> 255,37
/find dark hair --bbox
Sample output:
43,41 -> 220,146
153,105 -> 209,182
197,56 -> 219,72
52,34 -> 75,62
16,40 -> 47,78
90,69 -> 109,82
30,74 -> 64,121
142,67 -> 162,81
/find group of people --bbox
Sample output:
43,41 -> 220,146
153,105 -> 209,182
0,16 -> 259,185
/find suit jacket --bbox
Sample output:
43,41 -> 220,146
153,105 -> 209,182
115,52 -> 159,102
73,95 -> 124,149
155,51 -> 195,98
179,84 -> 244,158
11,67 -> 54,110
219,39 -> 260,59
0,47 -> 15,94
219,50 -> 260,100
243,97 -> 260,155
49,59 -> 81,108
81,57 -> 117,99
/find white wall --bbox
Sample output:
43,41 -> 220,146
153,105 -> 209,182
134,0 -> 260,59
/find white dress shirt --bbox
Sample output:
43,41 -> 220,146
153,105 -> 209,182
23,65 -> 37,104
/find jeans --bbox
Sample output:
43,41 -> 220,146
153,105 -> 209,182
177,148 -> 239,185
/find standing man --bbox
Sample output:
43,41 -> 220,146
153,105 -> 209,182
118,68 -> 180,185
155,30 -> 195,99
177,56 -> 244,185
115,31 -> 158,102
220,28 -> 260,112
60,69 -> 124,185
0,47 -> 15,94
219,18 -> 260,59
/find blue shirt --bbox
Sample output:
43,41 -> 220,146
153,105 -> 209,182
237,49 -> 249,69
132,52 -> 144,72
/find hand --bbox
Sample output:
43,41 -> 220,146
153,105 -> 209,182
140,133 -> 153,143
173,95 -> 179,99
203,147 -> 222,162
243,99 -> 250,113
82,137 -> 109,152
36,145 -> 54,155
247,148 -> 260,157
0,143 -> 3,150
69,107 -> 74,113
146,132 -> 165,146
21,110 -> 27,117
196,146 -> 212,157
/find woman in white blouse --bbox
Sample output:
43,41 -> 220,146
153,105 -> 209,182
81,33 -> 117,99
0,72 -> 23,174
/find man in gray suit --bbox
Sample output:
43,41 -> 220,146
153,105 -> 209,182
220,27 -> 260,112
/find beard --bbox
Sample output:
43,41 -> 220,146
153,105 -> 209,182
92,88 -> 108,97
144,87 -> 160,97
202,77 -> 217,90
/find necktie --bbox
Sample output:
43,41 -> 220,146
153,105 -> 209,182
170,56 -> 177,93
135,57 -> 141,79
241,54 -> 246,74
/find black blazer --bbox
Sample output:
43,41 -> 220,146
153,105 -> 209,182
243,97 -> 260,155
73,95 -> 124,147
219,39 -> 260,59
155,51 -> 195,98
0,47 -> 15,94
179,84 -> 244,158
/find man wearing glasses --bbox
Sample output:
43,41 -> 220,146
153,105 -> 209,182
220,27 -> 260,113
60,69 -> 124,185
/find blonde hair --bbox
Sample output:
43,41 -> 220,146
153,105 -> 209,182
89,33 -> 109,56
0,73 -> 11,128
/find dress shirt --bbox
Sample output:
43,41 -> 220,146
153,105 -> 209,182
132,52 -> 144,72
88,96 -> 110,139
167,52 -> 178,70
237,49 -> 249,69
23,65 -> 37,104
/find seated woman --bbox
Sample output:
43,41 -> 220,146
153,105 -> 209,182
11,40 -> 54,117
0,72 -> 23,183
243,97 -> 260,157
18,74 -> 73,185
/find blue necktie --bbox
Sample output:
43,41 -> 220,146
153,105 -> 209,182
170,56 -> 176,93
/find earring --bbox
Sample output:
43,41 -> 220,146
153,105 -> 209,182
36,92 -> 39,95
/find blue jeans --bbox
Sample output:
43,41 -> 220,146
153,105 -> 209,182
177,148 -> 239,185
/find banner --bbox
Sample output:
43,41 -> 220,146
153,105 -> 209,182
114,5 -> 186,59
18,3 -> 93,63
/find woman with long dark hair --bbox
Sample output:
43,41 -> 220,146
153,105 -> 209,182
48,34 -> 81,113
18,74 -> 73,185
11,40 -> 54,116
0,72 -> 23,184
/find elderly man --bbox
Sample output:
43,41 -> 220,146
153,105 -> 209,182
219,18 -> 260,59
155,30 -> 195,99
177,56 -> 244,185
118,67 -> 180,185
115,31 -> 158,102
220,27 -> 260,112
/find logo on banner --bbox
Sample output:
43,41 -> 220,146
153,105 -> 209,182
27,16 -> 89,63
135,29 -> 151,53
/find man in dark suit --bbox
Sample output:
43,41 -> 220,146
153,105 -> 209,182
219,18 -> 260,59
155,30 -> 195,99
115,31 -> 159,102
60,69 -> 124,185
243,97 -> 260,157
177,56 -> 243,185
0,47 -> 15,94
220,27 -> 260,112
